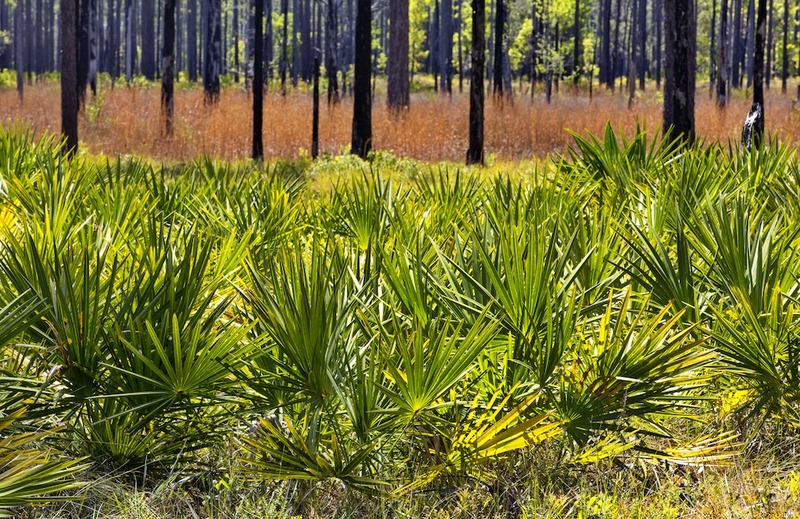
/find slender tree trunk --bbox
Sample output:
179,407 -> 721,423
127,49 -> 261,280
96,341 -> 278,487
204,0 -> 221,102
252,0 -> 263,159
280,0 -> 288,92
612,0 -> 622,89
350,0 -> 371,158
711,0 -> 717,97
162,0 -> 176,136
387,0 -> 409,109
733,0 -> 742,87
718,0 -> 729,106
142,0 -> 155,79
663,0 -> 696,142
766,0 -> 773,88
233,0 -> 239,82
326,0 -> 340,104
440,0 -> 452,92
14,0 -> 22,101
753,0 -> 767,145
466,0 -> 485,164
638,0 -> 646,89
656,0 -> 663,87
125,0 -> 134,82
782,0 -> 788,92
61,0 -> 79,155
601,0 -> 612,86
187,0 -> 197,80
746,0 -> 755,86
573,0 -> 581,84
492,0 -> 504,96
312,57 -> 319,158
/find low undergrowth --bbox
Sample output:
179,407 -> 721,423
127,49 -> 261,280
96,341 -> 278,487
1,124 -> 800,517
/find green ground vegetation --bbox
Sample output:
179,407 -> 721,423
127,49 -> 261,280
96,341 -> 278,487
2,125 -> 800,517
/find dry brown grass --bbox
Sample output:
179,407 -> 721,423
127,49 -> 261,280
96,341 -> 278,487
3,80 -> 800,162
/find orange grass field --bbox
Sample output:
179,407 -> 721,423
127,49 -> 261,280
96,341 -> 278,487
3,80 -> 800,162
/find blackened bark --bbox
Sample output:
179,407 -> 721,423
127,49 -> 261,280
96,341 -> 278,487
253,0 -> 263,160
233,0 -> 239,82
466,0 -> 485,165
492,0 -> 503,96
35,0 -> 43,75
188,0 -> 197,80
440,0 -> 452,92
125,0 -> 134,82
638,0 -> 646,89
746,0 -> 755,86
265,0 -> 273,80
162,0 -> 176,136
88,0 -> 97,95
14,0 -> 21,101
327,0 -> 340,104
601,0 -> 612,87
204,0 -> 221,103
718,0 -> 729,106
350,0 -> 372,158
78,0 -> 89,103
766,0 -> 773,88
782,0 -> 788,92
312,57 -> 319,158
711,0 -> 717,96
142,0 -> 155,79
655,0 -> 662,87
573,0 -> 580,84
753,0 -> 767,145
280,0 -> 288,92
733,0 -> 742,86
61,0 -> 79,155
387,0 -> 409,109
663,0 -> 696,142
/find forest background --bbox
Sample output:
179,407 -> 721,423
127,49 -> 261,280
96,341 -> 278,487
1,0 -> 798,161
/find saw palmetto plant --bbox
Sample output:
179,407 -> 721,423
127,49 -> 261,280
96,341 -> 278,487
2,125 -> 800,514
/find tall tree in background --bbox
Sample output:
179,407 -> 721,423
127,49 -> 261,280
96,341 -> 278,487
752,0 -> 767,146
187,0 -> 198,81
601,0 -> 612,87
125,0 -> 134,82
326,0 -> 340,104
253,0 -> 263,160
204,0 -> 222,103
62,0 -> 79,155
142,0 -> 156,79
14,0 -> 21,101
440,0 -> 452,92
733,0 -> 742,87
387,0 -> 409,109
162,0 -> 177,136
351,0 -> 372,158
663,0 -> 696,142
466,0 -> 485,164
782,0 -> 789,92
717,0 -> 729,106
492,0 -> 504,96
573,0 -> 581,84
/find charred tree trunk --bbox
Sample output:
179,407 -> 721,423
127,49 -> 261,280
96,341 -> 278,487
718,0 -> 729,106
162,0 -> 176,136
142,0 -> 155,79
350,0 -> 371,158
655,0 -> 663,87
663,0 -> 696,142
387,0 -> 409,109
782,0 -> 788,92
492,0 -> 504,96
466,0 -> 485,164
187,0 -> 197,80
601,0 -> 612,87
14,0 -> 22,101
440,0 -> 452,93
203,0 -> 221,103
252,0 -> 263,159
638,0 -> 646,89
327,0 -> 340,104
733,0 -> 742,87
573,0 -> 581,84
61,0 -> 79,155
280,0 -> 288,92
752,0 -> 767,145
125,0 -> 134,82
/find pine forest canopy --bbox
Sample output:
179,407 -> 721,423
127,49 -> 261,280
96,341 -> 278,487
0,0 -> 788,155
